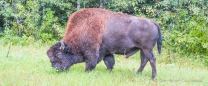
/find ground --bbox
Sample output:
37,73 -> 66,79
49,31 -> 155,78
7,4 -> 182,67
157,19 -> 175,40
0,44 -> 208,86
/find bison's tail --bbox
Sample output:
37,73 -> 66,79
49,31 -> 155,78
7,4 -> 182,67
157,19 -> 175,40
153,22 -> 162,54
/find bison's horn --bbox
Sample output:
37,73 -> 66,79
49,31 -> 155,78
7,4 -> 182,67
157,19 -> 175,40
60,41 -> 65,51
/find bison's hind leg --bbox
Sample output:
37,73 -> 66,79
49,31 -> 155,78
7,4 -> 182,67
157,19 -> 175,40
137,49 -> 157,79
137,49 -> 156,79
137,50 -> 148,73
149,53 -> 156,79
103,54 -> 115,71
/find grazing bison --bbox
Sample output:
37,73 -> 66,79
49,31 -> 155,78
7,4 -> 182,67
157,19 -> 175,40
47,8 -> 162,79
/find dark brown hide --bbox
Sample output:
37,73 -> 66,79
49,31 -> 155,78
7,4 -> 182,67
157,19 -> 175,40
47,8 -> 162,79
46,42 -> 74,71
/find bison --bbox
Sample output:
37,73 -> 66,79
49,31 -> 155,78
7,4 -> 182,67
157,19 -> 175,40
47,8 -> 162,79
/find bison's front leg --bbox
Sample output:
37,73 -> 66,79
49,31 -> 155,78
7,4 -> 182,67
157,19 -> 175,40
103,54 -> 115,71
84,49 -> 99,72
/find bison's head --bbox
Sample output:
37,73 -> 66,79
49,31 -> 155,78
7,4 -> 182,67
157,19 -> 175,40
47,41 -> 74,71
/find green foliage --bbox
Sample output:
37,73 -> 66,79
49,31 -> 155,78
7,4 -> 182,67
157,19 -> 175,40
0,0 -> 208,66
39,8 -> 62,42
156,0 -> 208,65
0,34 -> 33,46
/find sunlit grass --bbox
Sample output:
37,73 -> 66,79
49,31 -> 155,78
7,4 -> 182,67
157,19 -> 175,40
0,44 -> 208,86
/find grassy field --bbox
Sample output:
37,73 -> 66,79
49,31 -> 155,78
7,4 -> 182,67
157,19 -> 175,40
0,44 -> 208,86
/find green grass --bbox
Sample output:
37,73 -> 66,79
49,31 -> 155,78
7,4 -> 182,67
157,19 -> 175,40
0,44 -> 208,86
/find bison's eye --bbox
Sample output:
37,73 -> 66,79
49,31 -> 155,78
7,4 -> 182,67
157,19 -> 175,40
55,52 -> 62,58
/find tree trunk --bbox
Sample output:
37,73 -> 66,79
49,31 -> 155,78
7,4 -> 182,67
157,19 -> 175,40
12,0 -> 22,37
100,0 -> 106,8
77,0 -> 80,10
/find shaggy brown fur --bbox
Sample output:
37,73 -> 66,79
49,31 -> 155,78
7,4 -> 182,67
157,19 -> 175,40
62,8 -> 120,53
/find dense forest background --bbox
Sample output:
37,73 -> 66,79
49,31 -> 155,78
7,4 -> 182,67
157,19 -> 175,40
0,0 -> 207,65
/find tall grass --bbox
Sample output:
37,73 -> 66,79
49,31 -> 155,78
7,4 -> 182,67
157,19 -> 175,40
0,44 -> 207,86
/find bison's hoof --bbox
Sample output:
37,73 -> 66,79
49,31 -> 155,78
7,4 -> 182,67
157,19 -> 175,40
136,71 -> 142,74
85,69 -> 92,73
108,68 -> 112,71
